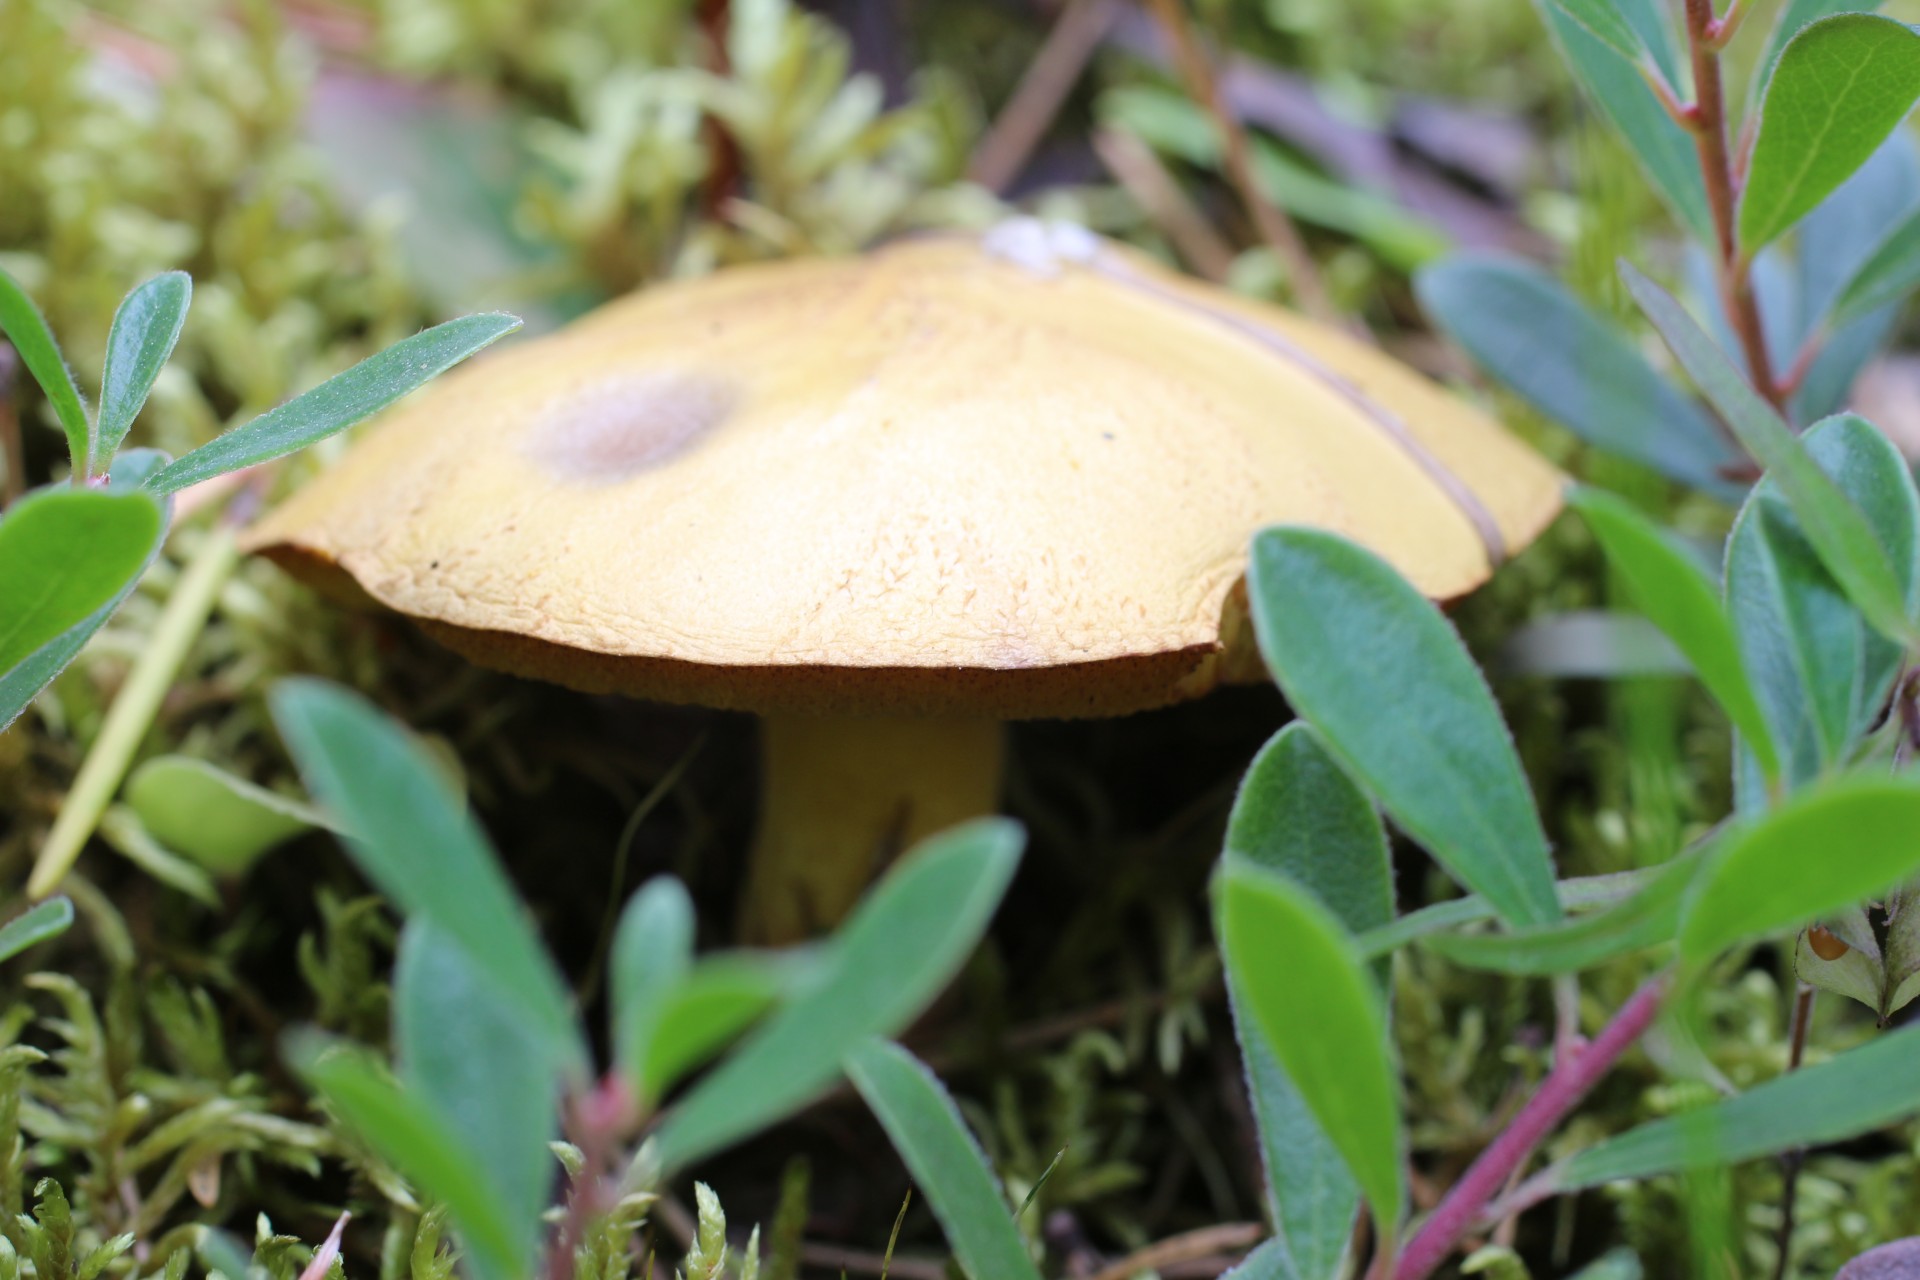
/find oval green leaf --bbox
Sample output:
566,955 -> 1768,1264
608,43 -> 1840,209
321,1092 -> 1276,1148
652,817 -> 1023,1172
1680,773 -> 1920,965
1417,257 -> 1738,495
146,312 -> 520,495
1725,415 -> 1917,799
1224,722 -> 1391,1280
1248,526 -> 1560,927
1220,863 -> 1404,1237
845,1038 -> 1042,1280
611,876 -> 695,1100
0,487 -> 163,673
1742,14 -> 1920,250
393,921 -> 558,1262
643,950 -> 803,1100
124,755 -> 325,875
97,272 -> 191,460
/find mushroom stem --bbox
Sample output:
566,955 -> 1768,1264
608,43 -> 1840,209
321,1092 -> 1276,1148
739,715 -> 1006,944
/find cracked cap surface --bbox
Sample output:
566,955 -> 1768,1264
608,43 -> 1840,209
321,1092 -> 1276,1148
245,231 -> 1563,717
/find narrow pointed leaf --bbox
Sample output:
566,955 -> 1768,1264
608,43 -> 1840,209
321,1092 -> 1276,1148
97,272 -> 191,459
1544,0 -> 1646,63
1832,205 -> 1920,321
643,951 -> 802,1098
0,488 -> 162,672
288,1033 -> 525,1280
1742,15 -> 1920,250
1221,864 -> 1404,1235
0,899 -> 73,964
145,313 -> 519,495
0,270 -> 91,474
1569,486 -> 1780,781
845,1039 -> 1041,1280
1248,526 -> 1560,926
1681,774 -> 1920,964
393,922 -> 557,1260
1797,129 -> 1919,331
1546,1021 -> 1920,1191
1623,264 -> 1916,644
1224,723 -> 1391,1279
1538,0 -> 1712,241
612,876 -> 695,1100
268,678 -> 580,1065
653,819 -> 1022,1172
1417,257 -> 1738,495
1421,852 -> 1702,975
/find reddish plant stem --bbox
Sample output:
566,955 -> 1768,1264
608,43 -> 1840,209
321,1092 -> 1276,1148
1393,976 -> 1668,1280
1681,0 -> 1787,414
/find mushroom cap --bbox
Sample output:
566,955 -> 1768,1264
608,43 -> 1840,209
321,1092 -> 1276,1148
245,228 -> 1563,717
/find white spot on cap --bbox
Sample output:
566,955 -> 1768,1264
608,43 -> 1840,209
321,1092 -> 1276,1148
982,218 -> 1105,277
526,370 -> 736,483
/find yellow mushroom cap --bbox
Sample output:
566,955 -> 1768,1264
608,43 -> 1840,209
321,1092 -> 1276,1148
245,225 -> 1562,718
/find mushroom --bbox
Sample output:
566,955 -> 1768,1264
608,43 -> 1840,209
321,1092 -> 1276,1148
244,222 -> 1563,942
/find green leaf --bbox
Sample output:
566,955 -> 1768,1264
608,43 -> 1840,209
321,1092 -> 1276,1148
0,488 -> 163,672
1417,257 -> 1738,495
1220,863 -> 1404,1235
124,756 -> 325,875
0,493 -> 171,733
288,1032 -> 525,1280
1219,1239 -> 1299,1280
1421,852 -> 1702,975
643,950 -> 803,1099
268,678 -> 580,1066
1357,868 -> 1667,958
1757,0 -> 1887,110
611,876 -> 695,1101
1798,129 -> 1918,330
1725,416 -> 1917,800
393,922 -> 557,1262
145,313 -> 519,495
653,818 -> 1022,1173
1547,1020 -> 1920,1190
0,899 -> 73,963
1830,198 -> 1920,322
1680,774 -> 1920,964
96,273 -> 190,461
1569,487 -> 1781,782
1742,15 -> 1920,250
1623,263 -> 1916,644
1538,0 -> 1713,241
844,1039 -> 1041,1280
0,269 -> 92,476
1544,0 -> 1646,61
1223,723 -> 1391,1280
1248,526 -> 1560,927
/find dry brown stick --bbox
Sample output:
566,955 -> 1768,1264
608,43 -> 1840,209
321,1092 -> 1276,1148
1140,0 -> 1336,323
1086,1222 -> 1265,1280
1093,126 -> 1236,281
970,0 -> 1122,193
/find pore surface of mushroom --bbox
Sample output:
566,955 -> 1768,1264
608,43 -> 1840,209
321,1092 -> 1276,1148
245,225 -> 1564,942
